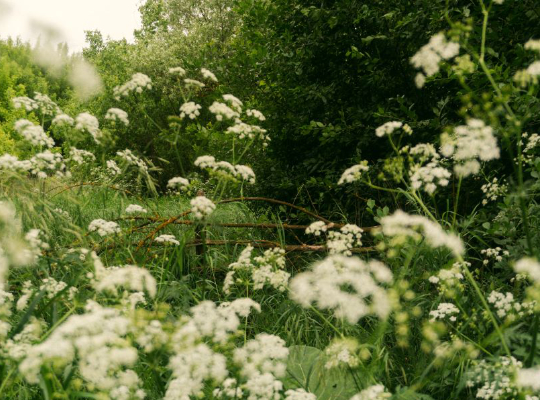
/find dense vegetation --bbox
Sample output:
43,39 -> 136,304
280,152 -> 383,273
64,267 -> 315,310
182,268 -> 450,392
1,0 -> 540,399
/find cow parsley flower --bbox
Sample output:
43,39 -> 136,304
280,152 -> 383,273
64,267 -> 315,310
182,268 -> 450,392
224,246 -> 290,294
92,263 -> 157,298
14,119 -> 54,148
34,93 -> 61,116
285,389 -> 317,400
167,176 -> 190,192
324,337 -> 361,369
105,108 -> 129,125
379,210 -> 464,256
487,290 -> 534,319
88,219 -> 120,236
411,33 -> 460,88
114,73 -> 152,100
107,160 -> 122,175
125,204 -> 147,214
338,162 -> 369,185
184,78 -> 205,88
12,97 -> 38,112
69,147 -> 95,165
169,66 -> 186,75
222,94 -> 243,112
429,303 -> 459,321
75,112 -> 102,143
441,119 -> 500,177
481,178 -> 507,205
305,221 -> 328,236
350,385 -> 392,400
375,121 -> 411,137
52,113 -> 74,127
190,195 -> 216,220
117,149 -> 148,173
326,224 -> 364,255
514,258 -> 540,282
28,151 -> 68,179
466,356 -> 521,400
290,255 -> 393,324
525,39 -> 540,53
201,68 -> 218,82
226,122 -> 268,141
246,108 -> 266,121
179,102 -> 202,119
155,234 -> 180,245
233,333 -> 289,378
209,101 -> 239,121
410,160 -> 451,194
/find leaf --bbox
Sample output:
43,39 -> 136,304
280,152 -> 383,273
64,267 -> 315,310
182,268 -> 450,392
283,345 -> 359,399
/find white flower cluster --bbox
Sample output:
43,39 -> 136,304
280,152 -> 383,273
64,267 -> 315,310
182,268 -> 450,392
326,224 -> 364,255
169,66 -> 186,75
75,112 -> 102,143
91,262 -> 157,299
466,356 -> 521,400
411,33 -> 460,88
350,384 -> 392,400
375,121 -> 412,137
24,229 -> 49,263
201,68 -> 218,82
33,92 -> 61,116
441,119 -> 500,177
114,73 -> 152,100
0,154 -> 31,171
224,246 -> 290,294
28,150 -> 68,179
429,261 -> 466,292
338,162 -> 369,185
290,255 -> 393,324
107,160 -> 122,175
117,149 -> 149,173
481,247 -> 509,265
410,160 -> 451,194
184,78 -> 205,88
179,101 -> 202,119
514,258 -> 540,282
246,108 -> 266,121
195,155 -> 256,184
285,389 -> 317,400
155,234 -> 180,245
379,210 -> 464,256
52,113 -> 74,127
522,133 -> 540,165
14,119 -> 54,148
481,178 -> 507,205
105,108 -> 129,125
429,302 -> 459,322
167,176 -> 190,193
226,122 -> 269,143
408,143 -> 439,159
487,290 -> 534,319
19,300 -> 146,400
209,101 -> 240,121
324,337 -> 361,369
165,299 -> 273,399
517,366 -> 540,392
12,96 -> 38,112
69,147 -> 96,165
223,94 -> 243,111
190,195 -> 216,220
305,221 -> 328,236
125,204 -> 147,214
88,219 -> 121,236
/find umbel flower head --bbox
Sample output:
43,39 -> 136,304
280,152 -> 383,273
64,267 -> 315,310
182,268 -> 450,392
289,255 -> 393,324
378,210 -> 464,257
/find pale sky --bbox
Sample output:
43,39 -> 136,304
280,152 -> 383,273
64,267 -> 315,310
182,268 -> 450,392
0,0 -> 143,52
